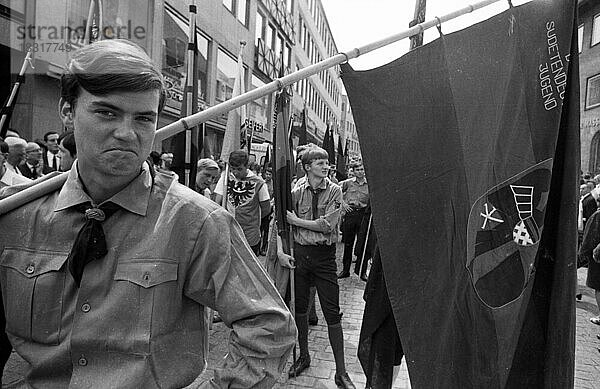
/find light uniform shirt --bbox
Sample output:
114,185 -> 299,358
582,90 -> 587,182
340,177 -> 369,208
215,169 -> 270,246
291,177 -> 342,246
0,162 -> 295,388
0,165 -> 31,187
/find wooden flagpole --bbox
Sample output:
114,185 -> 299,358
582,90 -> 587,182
0,0 -> 501,215
0,49 -> 34,138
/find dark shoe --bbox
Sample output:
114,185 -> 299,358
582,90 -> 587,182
309,317 -> 318,326
334,371 -> 356,389
337,271 -> 350,279
288,354 -> 311,378
576,293 -> 582,301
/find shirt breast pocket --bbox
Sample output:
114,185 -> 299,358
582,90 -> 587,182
299,205 -> 311,217
0,247 -> 68,345
111,259 -> 179,353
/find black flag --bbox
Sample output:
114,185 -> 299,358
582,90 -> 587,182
343,0 -> 578,387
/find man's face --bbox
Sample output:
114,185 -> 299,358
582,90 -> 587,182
25,145 -> 42,165
230,165 -> 248,180
196,168 -> 219,190
306,158 -> 329,179
7,144 -> 26,166
353,164 -> 365,179
63,88 -> 159,180
46,133 -> 59,153
581,184 -> 591,197
161,153 -> 173,170
58,140 -> 75,171
264,170 -> 272,181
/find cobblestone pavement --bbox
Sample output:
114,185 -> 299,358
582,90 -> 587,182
3,252 -> 600,388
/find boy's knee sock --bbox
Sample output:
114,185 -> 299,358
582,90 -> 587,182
327,322 -> 346,373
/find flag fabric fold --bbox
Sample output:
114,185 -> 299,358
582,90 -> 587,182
221,44 -> 247,163
342,1 -> 578,387
266,80 -> 294,294
298,107 -> 308,146
336,134 -> 347,181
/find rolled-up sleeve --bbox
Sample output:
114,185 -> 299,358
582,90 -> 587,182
183,207 -> 296,388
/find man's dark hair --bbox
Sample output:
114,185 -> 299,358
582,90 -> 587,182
61,39 -> 166,112
149,151 -> 161,166
229,150 -> 249,168
58,130 -> 76,157
44,131 -> 59,142
0,140 -> 8,154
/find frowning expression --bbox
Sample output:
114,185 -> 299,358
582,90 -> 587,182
64,88 -> 159,179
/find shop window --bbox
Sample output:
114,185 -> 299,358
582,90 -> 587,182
162,9 -> 209,104
216,48 -> 239,102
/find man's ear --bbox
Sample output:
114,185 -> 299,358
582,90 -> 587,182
59,98 -> 74,129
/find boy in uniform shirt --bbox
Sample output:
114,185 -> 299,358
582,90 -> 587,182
286,145 -> 356,389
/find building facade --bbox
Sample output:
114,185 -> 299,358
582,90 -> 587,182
1,0 -> 358,163
579,0 -> 600,174
340,94 -> 360,159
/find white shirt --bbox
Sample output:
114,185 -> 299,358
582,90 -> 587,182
0,166 -> 32,187
47,150 -> 60,169
4,162 -> 22,176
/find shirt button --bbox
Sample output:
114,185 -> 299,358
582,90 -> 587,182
81,303 -> 91,313
78,357 -> 87,366
25,264 -> 35,274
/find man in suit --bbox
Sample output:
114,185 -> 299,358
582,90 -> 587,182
19,142 -> 44,179
42,131 -> 61,172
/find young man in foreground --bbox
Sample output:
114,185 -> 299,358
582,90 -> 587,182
0,39 -> 295,388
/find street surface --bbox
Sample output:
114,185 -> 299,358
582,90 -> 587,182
3,245 -> 599,388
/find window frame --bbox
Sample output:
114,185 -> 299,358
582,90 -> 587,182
579,24 -> 584,53
586,73 -> 600,110
592,13 -> 600,47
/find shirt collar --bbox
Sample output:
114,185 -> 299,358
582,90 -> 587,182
1,168 -> 14,186
354,177 -> 367,185
300,176 -> 328,191
54,161 -> 153,216
229,169 -> 255,181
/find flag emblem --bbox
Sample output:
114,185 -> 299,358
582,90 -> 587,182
466,159 -> 552,308
513,221 -> 534,246
480,203 -> 504,229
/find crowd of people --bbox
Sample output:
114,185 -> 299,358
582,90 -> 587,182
577,173 -> 600,341
0,39 -> 378,389
0,129 -> 76,187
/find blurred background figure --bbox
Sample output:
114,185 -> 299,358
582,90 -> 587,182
57,130 -> 76,172
160,152 -> 174,171
42,131 -> 61,172
4,137 -> 27,175
19,142 -> 43,179
195,158 -> 220,199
